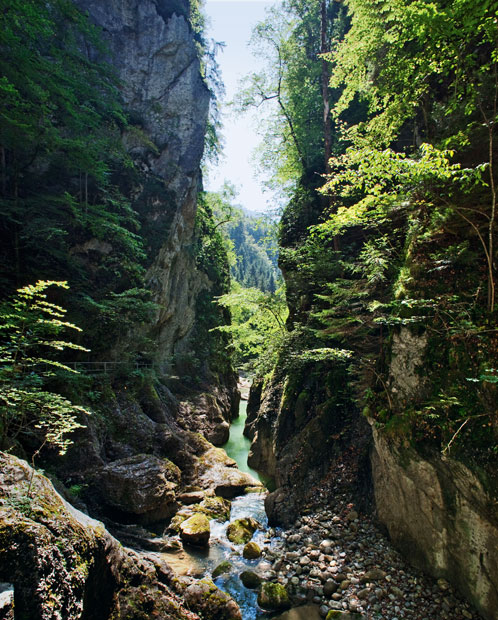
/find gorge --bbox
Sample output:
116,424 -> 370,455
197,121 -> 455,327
0,1 -> 497,620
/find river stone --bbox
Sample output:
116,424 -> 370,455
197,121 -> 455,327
273,604 -> 322,620
324,579 -> 338,596
326,613 -> 366,619
360,568 -> 386,583
240,571 -> 262,589
95,454 -> 180,521
183,578 -> 242,620
243,541 -> 262,559
212,561 -> 232,578
258,582 -> 291,611
179,513 -> 210,546
197,496 -> 231,521
227,518 -> 261,544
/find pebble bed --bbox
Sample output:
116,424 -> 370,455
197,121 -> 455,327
256,493 -> 483,620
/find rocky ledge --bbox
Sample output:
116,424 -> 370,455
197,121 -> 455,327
0,452 -> 241,620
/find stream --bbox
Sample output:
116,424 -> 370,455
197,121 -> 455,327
182,398 -> 280,619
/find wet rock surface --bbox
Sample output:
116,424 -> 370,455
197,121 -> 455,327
93,453 -> 181,522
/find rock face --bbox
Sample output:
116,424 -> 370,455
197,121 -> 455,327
246,363 -> 370,526
75,0 -> 210,365
94,454 -> 181,522
0,453 -> 201,620
73,0 -> 238,442
371,424 -> 498,620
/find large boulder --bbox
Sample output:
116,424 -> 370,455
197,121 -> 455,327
226,518 -> 261,545
0,453 -> 199,620
179,513 -> 210,547
199,447 -> 263,498
94,453 -> 181,522
183,578 -> 242,620
257,582 -> 291,611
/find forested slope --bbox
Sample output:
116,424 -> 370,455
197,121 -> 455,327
243,1 -> 498,618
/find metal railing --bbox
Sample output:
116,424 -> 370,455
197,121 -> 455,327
60,361 -> 154,375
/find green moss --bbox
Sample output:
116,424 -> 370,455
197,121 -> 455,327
197,496 -> 231,521
212,561 -> 232,578
243,541 -> 261,559
226,518 -> 260,545
257,582 -> 290,610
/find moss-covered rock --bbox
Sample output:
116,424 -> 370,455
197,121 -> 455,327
183,578 -> 242,620
197,496 -> 231,521
240,571 -> 261,589
257,582 -> 290,611
212,560 -> 232,578
179,513 -> 210,546
226,518 -> 261,544
0,453 -> 198,620
242,541 -> 262,559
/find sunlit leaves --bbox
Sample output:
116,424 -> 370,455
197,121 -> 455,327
0,281 -> 90,454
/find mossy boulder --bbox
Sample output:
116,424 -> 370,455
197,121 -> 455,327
243,541 -> 262,559
257,582 -> 290,611
183,578 -> 242,619
240,571 -> 261,589
326,612 -> 365,619
179,513 -> 210,546
197,496 -> 231,521
212,560 -> 232,578
226,517 -> 261,544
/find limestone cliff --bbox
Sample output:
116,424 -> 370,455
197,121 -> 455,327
75,0 -> 209,367
73,0 -> 238,434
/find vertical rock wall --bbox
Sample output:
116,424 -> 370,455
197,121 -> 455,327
371,424 -> 498,620
75,0 -> 211,367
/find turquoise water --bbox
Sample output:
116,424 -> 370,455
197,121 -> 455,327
184,397 -> 278,619
224,400 -> 274,490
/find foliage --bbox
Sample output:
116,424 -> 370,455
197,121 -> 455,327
240,0 -> 498,460
0,0 -> 155,360
237,0 -> 348,190
0,281 -> 90,455
215,283 -> 288,374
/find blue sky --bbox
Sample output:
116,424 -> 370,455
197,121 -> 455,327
204,0 -> 281,213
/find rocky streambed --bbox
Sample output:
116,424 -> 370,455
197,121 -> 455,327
160,382 -> 484,620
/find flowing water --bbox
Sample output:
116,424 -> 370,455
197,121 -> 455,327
181,398 -> 279,619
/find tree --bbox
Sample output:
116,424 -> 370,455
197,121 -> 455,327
0,281 -> 90,457
0,0 -> 151,356
324,0 -> 498,313
215,283 -> 288,374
